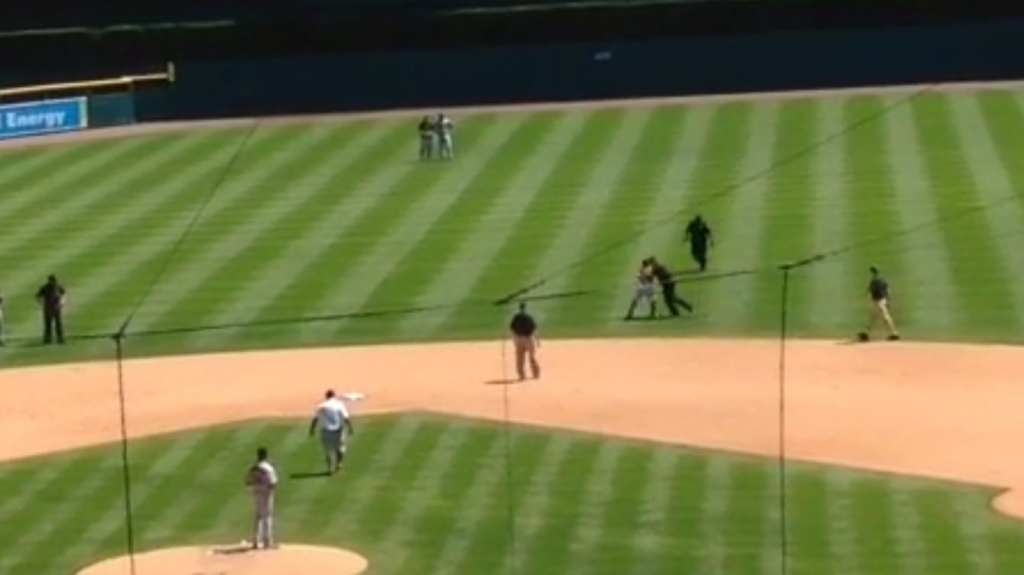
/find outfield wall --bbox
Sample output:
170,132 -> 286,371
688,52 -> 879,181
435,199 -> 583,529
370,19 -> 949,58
137,18 -> 1024,120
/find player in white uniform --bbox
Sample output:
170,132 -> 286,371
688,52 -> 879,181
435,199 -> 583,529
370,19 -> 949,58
625,258 -> 657,320
308,389 -> 355,474
244,446 -> 278,550
436,113 -> 454,160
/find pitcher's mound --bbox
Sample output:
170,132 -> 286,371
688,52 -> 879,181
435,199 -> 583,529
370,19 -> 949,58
76,543 -> 368,575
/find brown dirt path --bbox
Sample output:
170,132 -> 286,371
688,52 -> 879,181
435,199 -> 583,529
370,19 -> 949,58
2,338 -> 1024,520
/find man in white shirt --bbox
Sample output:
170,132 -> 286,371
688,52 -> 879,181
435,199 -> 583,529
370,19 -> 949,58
308,389 -> 355,474
244,446 -> 278,550
435,113 -> 454,160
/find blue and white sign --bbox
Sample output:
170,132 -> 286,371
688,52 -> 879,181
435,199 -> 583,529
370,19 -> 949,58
0,97 -> 88,140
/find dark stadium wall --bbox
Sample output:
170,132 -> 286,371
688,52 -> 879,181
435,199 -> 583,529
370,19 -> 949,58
138,18 -> 1024,120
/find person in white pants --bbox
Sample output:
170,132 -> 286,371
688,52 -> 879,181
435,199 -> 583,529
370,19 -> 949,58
309,389 -> 355,475
245,446 -> 278,550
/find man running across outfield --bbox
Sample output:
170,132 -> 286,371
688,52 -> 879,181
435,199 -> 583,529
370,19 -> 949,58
858,266 -> 900,342
684,215 -> 714,272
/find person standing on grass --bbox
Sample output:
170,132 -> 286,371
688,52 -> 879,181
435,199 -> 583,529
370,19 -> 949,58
858,266 -> 900,342
650,257 -> 694,317
245,446 -> 278,550
418,115 -> 435,160
684,215 -> 714,272
509,302 -> 541,380
435,113 -> 454,160
625,258 -> 657,320
35,274 -> 66,345
309,389 -> 354,475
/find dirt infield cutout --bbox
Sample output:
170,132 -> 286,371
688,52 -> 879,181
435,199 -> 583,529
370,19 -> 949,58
3,338 -> 1024,521
75,544 -> 368,575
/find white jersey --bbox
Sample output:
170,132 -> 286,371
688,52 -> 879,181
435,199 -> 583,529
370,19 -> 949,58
315,398 -> 350,432
438,118 -> 453,137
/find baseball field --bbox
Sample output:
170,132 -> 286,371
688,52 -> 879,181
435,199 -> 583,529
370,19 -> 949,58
2,82 -> 1024,575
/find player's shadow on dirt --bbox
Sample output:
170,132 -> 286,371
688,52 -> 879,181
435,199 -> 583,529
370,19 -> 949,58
483,378 -> 529,386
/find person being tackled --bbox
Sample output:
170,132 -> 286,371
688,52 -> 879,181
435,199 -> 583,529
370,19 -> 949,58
650,257 -> 694,317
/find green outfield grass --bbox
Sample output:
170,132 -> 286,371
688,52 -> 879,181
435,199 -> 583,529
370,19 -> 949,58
1,90 -> 1023,365
0,414 -> 1022,575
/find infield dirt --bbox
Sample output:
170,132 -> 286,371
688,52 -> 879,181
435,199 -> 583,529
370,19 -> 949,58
3,338 -> 1024,520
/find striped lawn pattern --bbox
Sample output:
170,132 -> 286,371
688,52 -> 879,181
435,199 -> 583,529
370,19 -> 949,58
0,92 -> 1023,364
0,415 -> 1022,575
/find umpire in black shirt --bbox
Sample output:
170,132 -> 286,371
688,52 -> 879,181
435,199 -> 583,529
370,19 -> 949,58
509,302 -> 541,380
650,258 -> 694,317
36,274 -> 66,344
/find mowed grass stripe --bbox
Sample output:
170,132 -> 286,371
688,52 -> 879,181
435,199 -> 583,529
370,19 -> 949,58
0,452 -> 126,572
691,456 -> 730,572
883,98 -> 958,333
396,112 -> 587,338
286,115 -> 505,341
585,445 -> 654,575
4,444 -> 167,575
89,431 -> 215,550
719,460 -> 774,575
659,453 -> 709,573
184,425 -> 287,542
317,116 -> 528,339
488,435 -> 577,575
234,119 -> 459,340
701,102 -> 778,331
950,94 -> 1024,327
841,97 -> 905,334
124,126 -> 347,332
912,488 -> 975,575
562,444 -> 625,575
20,133 -> 257,338
141,426 -> 261,541
547,106 -> 686,328
846,476 -> 902,575
193,121 -> 415,345
786,468 -> 834,575
162,121 -> 382,336
909,94 -> 1017,336
341,113 -> 561,339
516,109 -> 647,327
632,449 -> 680,575
0,137 -> 156,234
807,99 -> 853,331
434,111 -> 624,337
408,431 -> 508,575
747,99 -> 819,333
603,105 -> 709,327
0,144 -> 102,213
0,136 -> 174,256
0,133 -> 231,337
306,416 -> 428,536
369,426 -> 497,574
514,440 -> 602,575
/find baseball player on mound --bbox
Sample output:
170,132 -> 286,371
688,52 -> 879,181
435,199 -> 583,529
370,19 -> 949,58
858,266 -> 900,342
244,446 -> 278,550
625,258 -> 657,320
309,389 -> 355,475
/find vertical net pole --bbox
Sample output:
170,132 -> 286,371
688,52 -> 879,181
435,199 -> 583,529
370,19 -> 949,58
113,333 -> 138,575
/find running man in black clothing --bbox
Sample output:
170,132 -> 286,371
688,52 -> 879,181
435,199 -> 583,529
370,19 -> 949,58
649,258 -> 694,316
684,215 -> 714,272
858,266 -> 900,342
36,274 -> 66,344
509,302 -> 541,380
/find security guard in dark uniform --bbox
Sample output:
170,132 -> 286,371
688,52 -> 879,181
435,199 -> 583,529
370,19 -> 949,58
649,258 -> 694,317
418,116 -> 435,161
684,215 -> 714,272
36,274 -> 66,344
